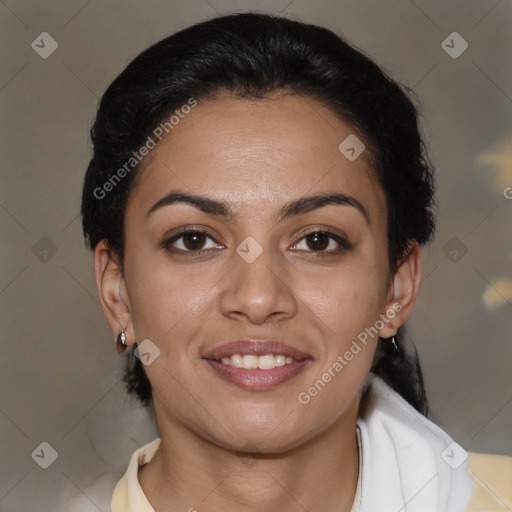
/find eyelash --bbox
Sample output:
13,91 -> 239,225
162,228 -> 352,256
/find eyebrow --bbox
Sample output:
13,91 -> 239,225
146,190 -> 370,225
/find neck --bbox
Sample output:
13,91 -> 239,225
139,398 -> 360,512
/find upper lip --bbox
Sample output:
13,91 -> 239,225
203,340 -> 312,361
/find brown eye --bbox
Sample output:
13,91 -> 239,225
182,232 -> 207,250
292,230 -> 352,254
305,232 -> 330,251
163,229 -> 222,253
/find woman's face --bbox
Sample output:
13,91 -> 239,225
119,94 -> 398,451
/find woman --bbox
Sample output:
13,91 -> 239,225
81,12 -> 511,512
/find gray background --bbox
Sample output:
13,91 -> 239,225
1,0 -> 511,510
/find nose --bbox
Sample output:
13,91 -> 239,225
219,242 -> 298,325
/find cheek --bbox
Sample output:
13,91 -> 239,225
124,256 -> 220,432
297,260 -> 387,346
289,257 -> 385,401
125,247 -> 219,342
292,271 -> 380,425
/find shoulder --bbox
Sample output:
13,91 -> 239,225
466,452 -> 512,511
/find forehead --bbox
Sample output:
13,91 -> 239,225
127,94 -> 386,223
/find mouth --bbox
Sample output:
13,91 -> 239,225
202,340 -> 312,391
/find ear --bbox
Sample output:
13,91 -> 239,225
378,240 -> 422,338
94,239 -> 135,347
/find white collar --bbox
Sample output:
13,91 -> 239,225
356,373 -> 473,511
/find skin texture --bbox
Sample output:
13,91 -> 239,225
94,94 -> 422,511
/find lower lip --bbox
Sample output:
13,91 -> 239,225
205,360 -> 310,390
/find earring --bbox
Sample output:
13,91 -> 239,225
116,331 -> 127,354
391,335 -> 399,353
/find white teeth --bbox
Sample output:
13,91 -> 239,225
220,353 -> 296,369
258,355 -> 275,370
274,355 -> 286,367
231,354 -> 243,368
242,355 -> 259,369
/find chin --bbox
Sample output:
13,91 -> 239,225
198,402 -> 321,454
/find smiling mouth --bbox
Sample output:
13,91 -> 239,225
203,340 -> 312,390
